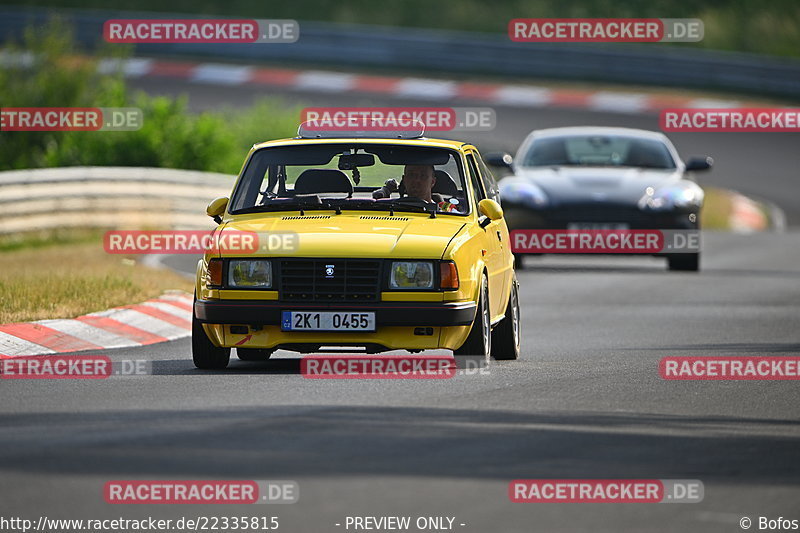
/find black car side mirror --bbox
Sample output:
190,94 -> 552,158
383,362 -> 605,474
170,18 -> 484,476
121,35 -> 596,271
685,156 -> 713,171
484,152 -> 514,170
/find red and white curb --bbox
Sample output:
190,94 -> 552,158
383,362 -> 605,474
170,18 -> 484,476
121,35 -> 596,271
729,193 -> 770,233
0,291 -> 193,358
97,57 -> 748,114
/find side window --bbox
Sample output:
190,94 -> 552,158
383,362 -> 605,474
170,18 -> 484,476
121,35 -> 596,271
475,152 -> 501,203
466,154 -> 487,204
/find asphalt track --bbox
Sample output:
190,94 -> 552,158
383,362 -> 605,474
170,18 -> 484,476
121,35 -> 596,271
1,77 -> 799,532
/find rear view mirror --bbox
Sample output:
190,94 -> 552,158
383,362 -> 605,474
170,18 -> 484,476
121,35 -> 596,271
372,147 -> 451,166
685,156 -> 713,171
484,152 -> 514,170
478,199 -> 504,227
206,197 -> 229,224
338,153 -> 375,170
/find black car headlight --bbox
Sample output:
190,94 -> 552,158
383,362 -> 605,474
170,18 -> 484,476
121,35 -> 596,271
639,184 -> 704,211
227,259 -> 272,288
499,178 -> 549,208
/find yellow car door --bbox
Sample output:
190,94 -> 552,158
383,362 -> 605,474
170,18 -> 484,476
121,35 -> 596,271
465,151 -> 506,322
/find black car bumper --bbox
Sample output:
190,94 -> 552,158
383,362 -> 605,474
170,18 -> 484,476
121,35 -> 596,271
502,203 -> 698,230
194,299 -> 477,327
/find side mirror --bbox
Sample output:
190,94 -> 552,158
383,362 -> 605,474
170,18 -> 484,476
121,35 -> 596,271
206,197 -> 229,224
478,199 -> 503,227
685,156 -> 713,172
484,152 -> 514,170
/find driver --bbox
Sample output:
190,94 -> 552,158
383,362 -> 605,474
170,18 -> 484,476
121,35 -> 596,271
401,164 -> 460,212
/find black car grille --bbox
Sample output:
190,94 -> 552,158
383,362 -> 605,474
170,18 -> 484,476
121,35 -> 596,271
279,259 -> 381,302
548,204 -> 651,224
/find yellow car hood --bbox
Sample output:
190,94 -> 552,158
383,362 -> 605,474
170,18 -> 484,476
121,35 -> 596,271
222,213 -> 466,258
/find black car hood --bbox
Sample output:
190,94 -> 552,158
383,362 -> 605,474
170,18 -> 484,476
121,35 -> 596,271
515,166 -> 683,205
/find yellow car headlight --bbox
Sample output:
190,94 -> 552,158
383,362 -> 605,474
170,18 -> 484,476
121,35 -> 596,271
228,259 -> 272,288
389,261 -> 434,289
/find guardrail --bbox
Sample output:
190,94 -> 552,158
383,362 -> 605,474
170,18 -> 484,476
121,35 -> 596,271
1,7 -> 800,98
0,167 -> 234,234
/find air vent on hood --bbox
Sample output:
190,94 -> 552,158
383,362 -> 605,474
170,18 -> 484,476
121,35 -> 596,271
281,215 -> 331,220
359,216 -> 410,221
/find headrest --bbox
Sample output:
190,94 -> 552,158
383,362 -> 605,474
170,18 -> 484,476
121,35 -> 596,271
294,169 -> 353,196
433,170 -> 459,196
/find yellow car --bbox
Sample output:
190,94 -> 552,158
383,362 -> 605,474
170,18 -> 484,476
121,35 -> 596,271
192,127 -> 520,369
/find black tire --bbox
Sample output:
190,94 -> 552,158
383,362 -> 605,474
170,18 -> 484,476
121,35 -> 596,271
237,348 -> 274,361
454,274 -> 491,362
192,304 -> 230,369
514,254 -> 524,270
491,277 -> 520,360
668,252 -> 700,272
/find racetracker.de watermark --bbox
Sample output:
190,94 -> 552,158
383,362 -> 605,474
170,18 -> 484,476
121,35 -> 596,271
1,107 -> 142,131
511,229 -> 700,254
509,18 -> 703,43
509,479 -> 704,503
0,356 -> 151,379
660,357 -> 800,380
103,230 -> 299,254
104,19 -> 298,43
661,108 -> 800,132
301,355 -> 458,379
104,480 -> 298,504
300,107 -> 496,132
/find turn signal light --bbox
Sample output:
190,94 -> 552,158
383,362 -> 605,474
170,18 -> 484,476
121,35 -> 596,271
207,259 -> 223,288
440,261 -> 459,290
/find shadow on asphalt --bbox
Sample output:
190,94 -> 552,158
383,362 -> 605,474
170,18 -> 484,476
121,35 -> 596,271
151,356 -> 482,376
627,342 -> 800,354
1,406 -> 799,484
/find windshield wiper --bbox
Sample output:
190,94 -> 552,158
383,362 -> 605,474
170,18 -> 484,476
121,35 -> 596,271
232,196 -> 330,216
385,198 -> 437,218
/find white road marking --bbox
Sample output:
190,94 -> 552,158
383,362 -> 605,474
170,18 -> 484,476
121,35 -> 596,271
0,332 -> 53,357
394,78 -> 458,100
138,301 -> 192,319
89,308 -> 189,340
295,71 -> 356,92
190,64 -> 254,85
588,92 -> 650,113
97,58 -> 154,77
493,86 -> 553,107
36,319 -> 134,350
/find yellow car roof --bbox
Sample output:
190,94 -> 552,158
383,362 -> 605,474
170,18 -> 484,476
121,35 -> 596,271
252,137 -> 476,152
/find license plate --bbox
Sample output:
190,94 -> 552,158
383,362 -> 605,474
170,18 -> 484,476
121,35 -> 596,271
281,311 -> 376,332
567,222 -> 630,230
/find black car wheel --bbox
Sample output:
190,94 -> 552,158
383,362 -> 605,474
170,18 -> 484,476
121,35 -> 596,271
192,298 -> 231,370
668,252 -> 700,272
491,277 -> 521,360
454,274 -> 491,363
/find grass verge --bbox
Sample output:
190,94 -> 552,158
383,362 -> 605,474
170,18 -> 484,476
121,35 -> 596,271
0,237 -> 193,323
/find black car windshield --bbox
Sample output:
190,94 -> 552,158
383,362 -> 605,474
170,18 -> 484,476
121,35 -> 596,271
229,143 -> 469,215
521,135 -> 677,169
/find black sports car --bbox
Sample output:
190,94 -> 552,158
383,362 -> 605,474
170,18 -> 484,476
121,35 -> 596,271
489,127 -> 712,271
